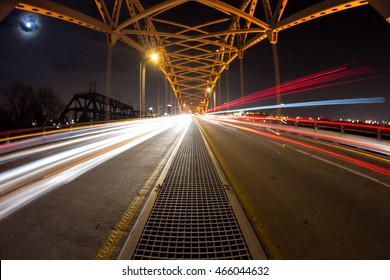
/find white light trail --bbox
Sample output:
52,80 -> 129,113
0,115 -> 191,219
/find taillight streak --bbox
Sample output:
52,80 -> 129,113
216,120 -> 390,177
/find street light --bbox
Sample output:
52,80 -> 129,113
151,52 -> 159,62
139,52 -> 159,118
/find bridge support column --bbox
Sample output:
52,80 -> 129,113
139,58 -> 146,117
267,31 -> 281,118
239,51 -> 245,98
217,75 -> 221,108
368,0 -> 390,23
105,33 -> 118,120
225,68 -> 230,111
105,44 -> 113,120
271,43 -> 281,118
157,72 -> 160,116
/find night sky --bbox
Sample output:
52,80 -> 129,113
0,2 -> 389,120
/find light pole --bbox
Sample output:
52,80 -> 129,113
206,87 -> 212,112
213,90 -> 216,110
139,52 -> 159,118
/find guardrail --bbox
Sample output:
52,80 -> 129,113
233,116 -> 390,141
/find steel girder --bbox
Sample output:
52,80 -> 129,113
57,91 -> 135,124
10,0 -> 379,114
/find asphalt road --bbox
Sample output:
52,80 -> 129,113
197,117 -> 390,259
0,117 -> 189,259
1,116 -> 389,260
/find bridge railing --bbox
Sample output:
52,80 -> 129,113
233,115 -> 390,141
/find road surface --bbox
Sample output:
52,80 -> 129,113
197,116 -> 390,259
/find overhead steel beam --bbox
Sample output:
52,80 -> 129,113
125,0 -> 147,47
272,0 -> 288,24
15,0 -> 109,33
112,0 -> 123,26
4,0 -> 383,114
116,0 -> 188,31
94,0 -> 114,26
196,0 -> 270,30
122,29 -> 240,51
273,0 -> 369,32
242,0 -> 369,51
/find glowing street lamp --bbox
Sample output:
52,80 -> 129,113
150,52 -> 159,62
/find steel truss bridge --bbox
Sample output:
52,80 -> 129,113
1,0 -> 389,115
57,91 -> 135,124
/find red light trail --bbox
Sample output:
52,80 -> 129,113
206,117 -> 390,177
208,64 -> 381,113
234,115 -> 390,133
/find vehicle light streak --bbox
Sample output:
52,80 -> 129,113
0,119 -> 140,143
0,115 -> 191,219
0,119 -> 147,155
231,115 -> 390,134
207,118 -> 390,177
0,122 -> 159,186
206,115 -> 390,156
0,125 -> 136,164
208,64 -> 380,113
207,97 -> 385,115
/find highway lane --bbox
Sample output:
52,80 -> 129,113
0,117 -> 190,216
0,116 -> 191,259
197,116 -> 390,259
1,115 -> 389,260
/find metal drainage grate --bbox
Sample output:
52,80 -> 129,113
130,120 -> 252,259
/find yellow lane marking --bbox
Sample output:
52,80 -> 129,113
95,122 -> 188,260
95,177 -> 153,260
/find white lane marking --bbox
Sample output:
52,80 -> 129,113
266,128 -> 280,135
295,149 -> 390,188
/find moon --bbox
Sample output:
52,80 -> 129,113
19,14 -> 39,36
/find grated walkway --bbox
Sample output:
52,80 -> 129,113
119,118 -> 265,259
